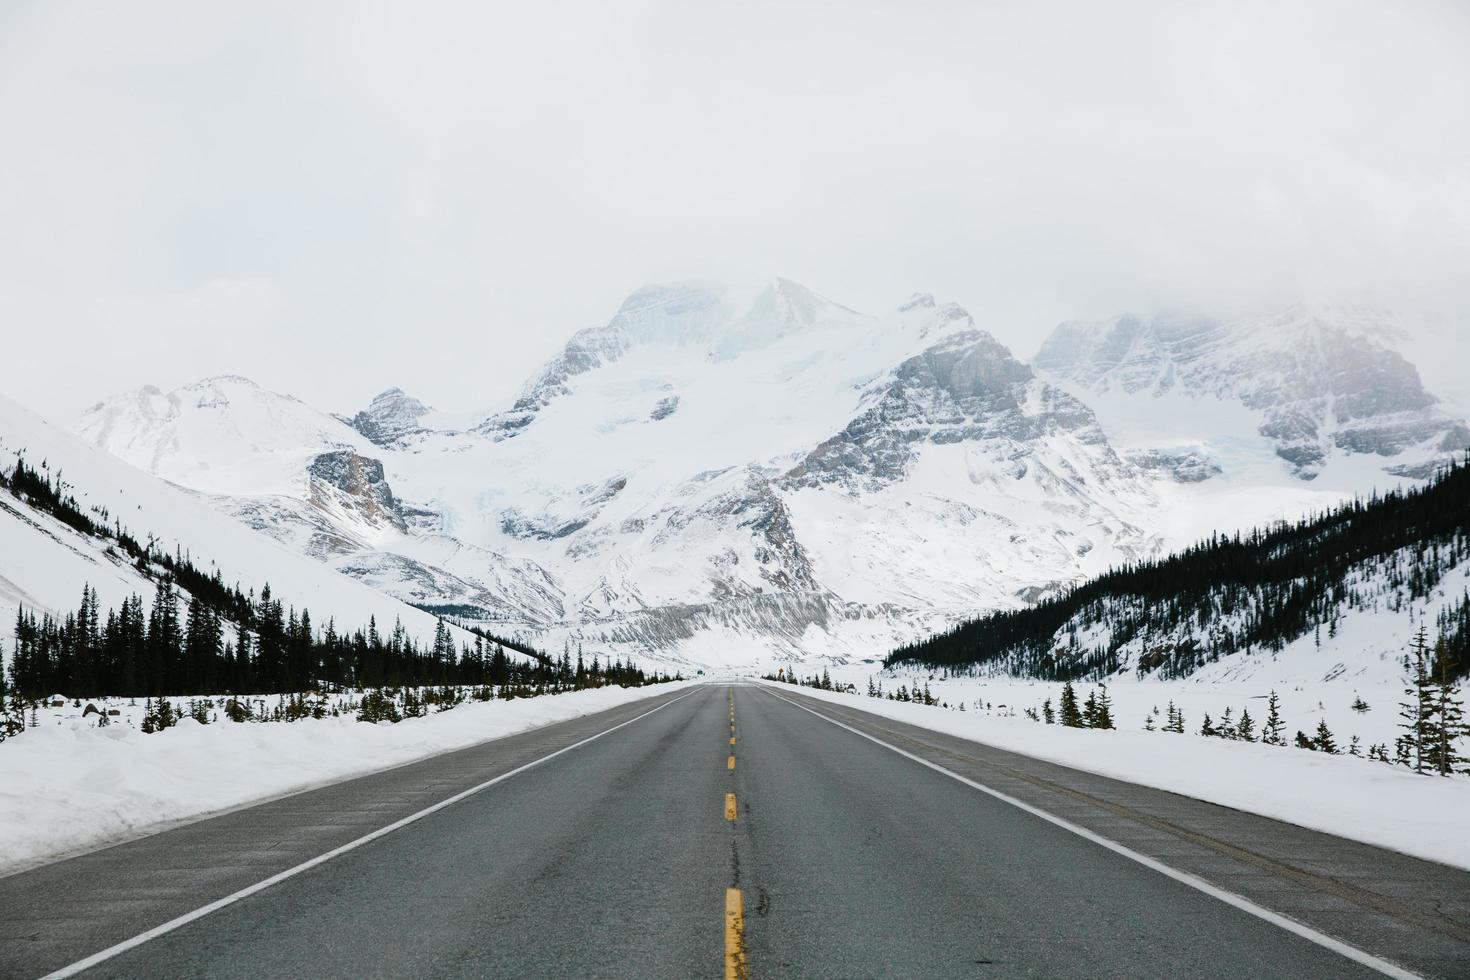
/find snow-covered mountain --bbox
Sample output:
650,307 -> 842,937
69,285 -> 1469,670
0,392 -> 469,652
1033,306 -> 1469,482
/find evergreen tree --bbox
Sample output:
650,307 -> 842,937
1094,685 -> 1114,730
1199,712 -> 1215,738
1261,691 -> 1285,746
1427,639 -> 1468,776
1042,698 -> 1055,725
1218,707 -> 1236,740
1313,719 -> 1339,755
1399,628 -> 1434,773
1237,706 -> 1256,742
1059,682 -> 1083,728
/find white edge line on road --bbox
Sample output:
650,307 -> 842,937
40,688 -> 702,980
767,690 -> 1424,980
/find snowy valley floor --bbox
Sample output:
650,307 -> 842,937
760,673 -> 1470,871
0,681 -> 697,875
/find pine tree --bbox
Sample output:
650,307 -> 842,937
1199,712 -> 1215,737
1082,690 -> 1098,728
1261,690 -> 1285,746
1042,698 -> 1055,725
1399,628 -> 1434,773
1143,709 -> 1156,732
1237,706 -> 1256,742
1094,685 -> 1114,730
1313,719 -> 1338,755
1059,682 -> 1083,728
1427,638 -> 1468,776
1218,707 -> 1236,740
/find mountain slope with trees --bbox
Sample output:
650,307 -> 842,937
0,451 -> 670,703
888,458 -> 1470,682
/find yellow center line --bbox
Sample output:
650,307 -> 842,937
727,754 -> 736,770
724,887 -> 746,980
724,792 -> 737,821
730,735 -> 737,745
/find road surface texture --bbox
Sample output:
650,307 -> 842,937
2,683 -> 1468,979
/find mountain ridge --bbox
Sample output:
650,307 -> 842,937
64,283 -> 1469,669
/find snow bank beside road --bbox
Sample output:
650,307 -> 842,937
0,682 -> 696,874
763,681 -> 1470,871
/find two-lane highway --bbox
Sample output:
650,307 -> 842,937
4,684 -> 1469,978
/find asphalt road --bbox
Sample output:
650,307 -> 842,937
4,683 -> 1469,979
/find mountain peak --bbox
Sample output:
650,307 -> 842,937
350,388 -> 432,447
1033,306 -> 1466,479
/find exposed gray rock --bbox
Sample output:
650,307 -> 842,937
683,471 -> 819,594
786,328 -> 1115,491
349,388 -> 433,447
308,451 -> 405,532
1034,307 -> 1468,479
475,325 -> 631,440
1125,448 -> 1222,483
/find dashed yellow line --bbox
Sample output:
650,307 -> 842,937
727,754 -> 736,770
730,735 -> 737,745
724,887 -> 746,980
724,792 -> 737,821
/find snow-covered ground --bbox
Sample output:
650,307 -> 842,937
0,681 -> 696,875
760,673 -> 1470,871
0,391 -> 476,653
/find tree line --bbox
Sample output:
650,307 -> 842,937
3,582 -> 666,702
887,457 -> 1470,681
1,451 -> 673,704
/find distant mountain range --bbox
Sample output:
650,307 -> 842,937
63,281 -> 1468,668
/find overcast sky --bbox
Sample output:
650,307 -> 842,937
3,1 -> 1468,419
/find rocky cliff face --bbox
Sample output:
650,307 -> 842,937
1034,306 -> 1469,479
307,450 -> 406,533
348,388 -> 433,447
787,329 -> 1110,491
475,326 -> 631,440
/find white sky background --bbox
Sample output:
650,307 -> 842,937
2,1 -> 1468,419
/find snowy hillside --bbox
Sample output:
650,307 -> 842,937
69,285 -> 1469,671
889,460 -> 1470,692
0,393 -> 467,652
